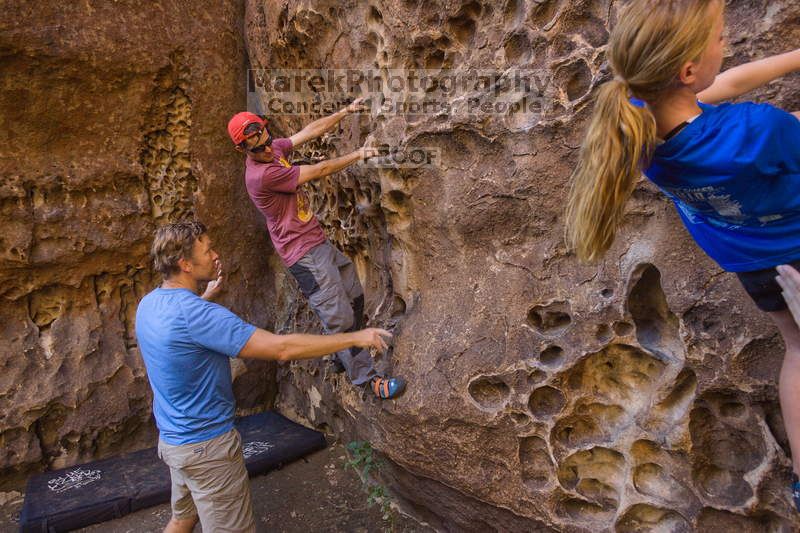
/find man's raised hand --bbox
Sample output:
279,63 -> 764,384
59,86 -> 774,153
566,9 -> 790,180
346,97 -> 368,114
358,145 -> 381,161
201,260 -> 224,301
352,328 -> 392,353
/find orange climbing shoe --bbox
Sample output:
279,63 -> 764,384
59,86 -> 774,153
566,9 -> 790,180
370,376 -> 406,399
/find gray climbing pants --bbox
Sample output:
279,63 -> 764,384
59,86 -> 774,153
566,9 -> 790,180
287,240 -> 377,385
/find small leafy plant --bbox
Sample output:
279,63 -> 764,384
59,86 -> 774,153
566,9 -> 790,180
345,440 -> 396,531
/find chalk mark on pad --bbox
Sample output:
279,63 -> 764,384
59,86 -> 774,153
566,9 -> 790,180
47,468 -> 102,493
242,441 -> 273,459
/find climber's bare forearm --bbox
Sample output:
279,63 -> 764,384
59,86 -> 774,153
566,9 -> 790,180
297,151 -> 362,185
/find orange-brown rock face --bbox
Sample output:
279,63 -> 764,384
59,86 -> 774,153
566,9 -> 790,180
2,0 -> 800,530
245,0 -> 800,530
0,2 -> 280,488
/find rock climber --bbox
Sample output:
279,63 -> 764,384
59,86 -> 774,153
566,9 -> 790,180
227,98 -> 406,400
563,0 -> 800,509
135,221 -> 392,533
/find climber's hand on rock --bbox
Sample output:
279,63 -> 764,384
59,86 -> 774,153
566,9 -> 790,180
358,146 -> 381,161
346,97 -> 368,114
776,265 -> 800,327
202,260 -> 224,301
352,328 -> 392,353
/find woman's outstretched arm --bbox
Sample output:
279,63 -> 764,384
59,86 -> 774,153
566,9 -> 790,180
698,48 -> 800,104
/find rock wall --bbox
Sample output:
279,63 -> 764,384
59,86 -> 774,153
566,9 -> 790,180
0,1 -> 280,489
245,0 -> 800,530
2,0 -> 799,530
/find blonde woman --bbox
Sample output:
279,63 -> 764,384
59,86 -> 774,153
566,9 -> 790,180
565,0 -> 800,509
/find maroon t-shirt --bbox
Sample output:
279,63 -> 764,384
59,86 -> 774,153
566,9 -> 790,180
244,138 -> 326,266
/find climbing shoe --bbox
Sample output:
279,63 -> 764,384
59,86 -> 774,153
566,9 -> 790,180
370,376 -> 406,399
793,474 -> 800,512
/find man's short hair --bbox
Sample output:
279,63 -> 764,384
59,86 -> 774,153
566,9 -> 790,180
151,221 -> 207,278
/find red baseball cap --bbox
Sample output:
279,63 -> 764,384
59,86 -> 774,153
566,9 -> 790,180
227,112 -> 266,145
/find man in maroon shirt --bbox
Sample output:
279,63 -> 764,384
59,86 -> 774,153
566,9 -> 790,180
227,100 -> 405,399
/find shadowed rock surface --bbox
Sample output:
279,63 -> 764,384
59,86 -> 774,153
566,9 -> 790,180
2,0 -> 800,531
0,0 -> 279,489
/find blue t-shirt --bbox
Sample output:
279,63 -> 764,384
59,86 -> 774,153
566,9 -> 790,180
135,288 -> 257,445
644,101 -> 800,272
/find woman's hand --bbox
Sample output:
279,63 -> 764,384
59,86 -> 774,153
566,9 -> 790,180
776,264 -> 800,327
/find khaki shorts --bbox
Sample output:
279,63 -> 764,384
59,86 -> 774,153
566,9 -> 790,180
157,428 -> 255,533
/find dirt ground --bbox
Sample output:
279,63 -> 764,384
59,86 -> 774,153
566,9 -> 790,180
0,442 -> 432,532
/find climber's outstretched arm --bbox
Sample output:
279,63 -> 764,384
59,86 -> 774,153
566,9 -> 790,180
297,146 -> 379,185
289,97 -> 367,147
698,48 -> 800,104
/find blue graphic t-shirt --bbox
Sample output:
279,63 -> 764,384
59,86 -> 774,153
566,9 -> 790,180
644,101 -> 800,272
135,288 -> 256,445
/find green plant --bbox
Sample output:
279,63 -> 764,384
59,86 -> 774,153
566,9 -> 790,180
345,440 -> 396,531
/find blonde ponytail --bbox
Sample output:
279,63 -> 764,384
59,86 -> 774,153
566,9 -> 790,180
565,0 -> 721,262
565,80 -> 656,262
